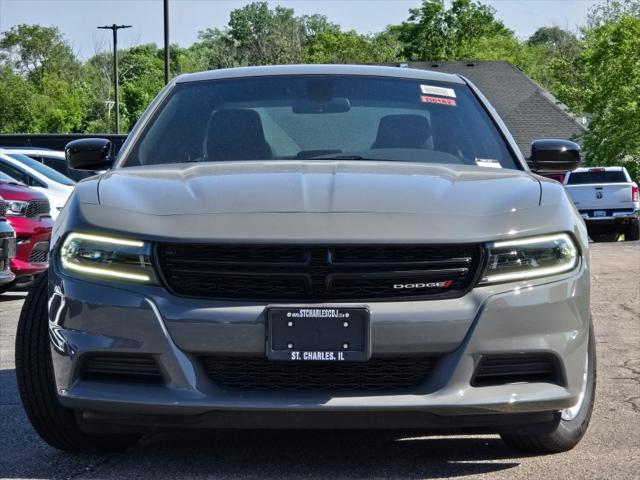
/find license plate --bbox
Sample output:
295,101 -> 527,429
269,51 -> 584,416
267,307 -> 370,362
593,210 -> 607,217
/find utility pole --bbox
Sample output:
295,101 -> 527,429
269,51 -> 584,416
163,0 -> 170,84
97,24 -> 132,134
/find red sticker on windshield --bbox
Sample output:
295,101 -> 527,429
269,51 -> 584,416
421,95 -> 457,107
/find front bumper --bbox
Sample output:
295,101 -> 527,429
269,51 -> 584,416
7,216 -> 51,278
48,257 -> 591,431
581,208 -> 639,226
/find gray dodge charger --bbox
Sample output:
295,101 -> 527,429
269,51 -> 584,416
16,65 -> 595,454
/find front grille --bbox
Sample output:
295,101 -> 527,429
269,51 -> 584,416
25,199 -> 50,217
157,244 -> 483,301
1,236 -> 16,268
0,199 -> 6,218
28,241 -> 49,264
81,355 -> 163,383
201,356 -> 439,392
471,354 -> 563,387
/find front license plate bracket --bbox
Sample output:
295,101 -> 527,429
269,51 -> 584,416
267,307 -> 370,362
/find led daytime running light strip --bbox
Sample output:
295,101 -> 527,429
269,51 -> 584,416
65,232 -> 144,248
61,257 -> 151,282
492,233 -> 574,249
482,262 -> 578,284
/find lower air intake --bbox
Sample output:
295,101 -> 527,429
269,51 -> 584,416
471,354 -> 563,387
201,356 -> 439,392
81,355 -> 163,384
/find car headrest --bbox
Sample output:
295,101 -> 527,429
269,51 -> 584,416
372,114 -> 431,149
205,109 -> 272,161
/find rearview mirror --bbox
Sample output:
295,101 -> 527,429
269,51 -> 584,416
292,97 -> 351,114
65,138 -> 114,171
528,139 -> 581,172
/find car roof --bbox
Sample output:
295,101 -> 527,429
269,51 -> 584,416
571,166 -> 625,173
0,152 -> 48,178
0,148 -> 64,158
176,64 -> 466,85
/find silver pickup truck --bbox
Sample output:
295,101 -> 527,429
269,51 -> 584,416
564,166 -> 639,241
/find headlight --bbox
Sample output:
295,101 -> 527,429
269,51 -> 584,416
60,233 -> 157,283
480,233 -> 579,285
6,200 -> 28,216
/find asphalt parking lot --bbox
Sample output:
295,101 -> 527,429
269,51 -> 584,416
1,241 -> 638,480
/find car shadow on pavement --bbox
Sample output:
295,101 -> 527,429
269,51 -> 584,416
1,371 -> 526,480
96,430 -> 523,479
0,293 -> 27,302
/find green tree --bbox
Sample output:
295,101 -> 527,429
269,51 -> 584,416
399,0 -> 514,60
117,44 -> 165,129
227,2 -> 304,65
188,28 -> 239,71
0,24 -> 85,132
522,27 -> 584,112
0,66 -> 37,133
300,13 -> 341,43
303,29 -> 402,64
580,14 -> 640,179
587,0 -> 640,27
0,24 -> 79,81
528,26 -> 581,59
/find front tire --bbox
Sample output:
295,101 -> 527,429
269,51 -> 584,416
15,274 -> 141,453
501,320 -> 596,454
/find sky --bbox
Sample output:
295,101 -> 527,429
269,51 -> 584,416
0,0 -> 599,59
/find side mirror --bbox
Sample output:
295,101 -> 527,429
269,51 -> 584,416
528,139 -> 581,172
65,138 -> 114,171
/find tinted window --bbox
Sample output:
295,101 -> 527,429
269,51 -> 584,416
7,154 -> 75,186
124,75 -> 518,170
0,161 -> 30,184
0,171 -> 23,184
567,170 -> 627,185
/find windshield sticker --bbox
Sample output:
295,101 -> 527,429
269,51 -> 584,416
420,85 -> 456,98
475,158 -> 502,168
421,95 -> 456,107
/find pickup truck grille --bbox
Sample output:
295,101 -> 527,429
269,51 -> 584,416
0,199 -> 6,218
28,241 -> 49,264
25,199 -> 50,218
156,244 -> 483,301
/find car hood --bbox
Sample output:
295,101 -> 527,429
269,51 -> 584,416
0,180 -> 47,202
97,161 -> 541,216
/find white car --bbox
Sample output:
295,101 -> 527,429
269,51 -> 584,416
6,147 -> 97,182
0,150 -> 75,219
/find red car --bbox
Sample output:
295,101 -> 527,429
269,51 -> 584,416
0,195 -> 17,287
0,172 -> 52,293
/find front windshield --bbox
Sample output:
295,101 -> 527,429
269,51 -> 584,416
6,153 -> 75,186
124,75 -> 518,170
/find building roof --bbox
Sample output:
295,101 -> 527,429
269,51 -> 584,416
393,61 -> 586,156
